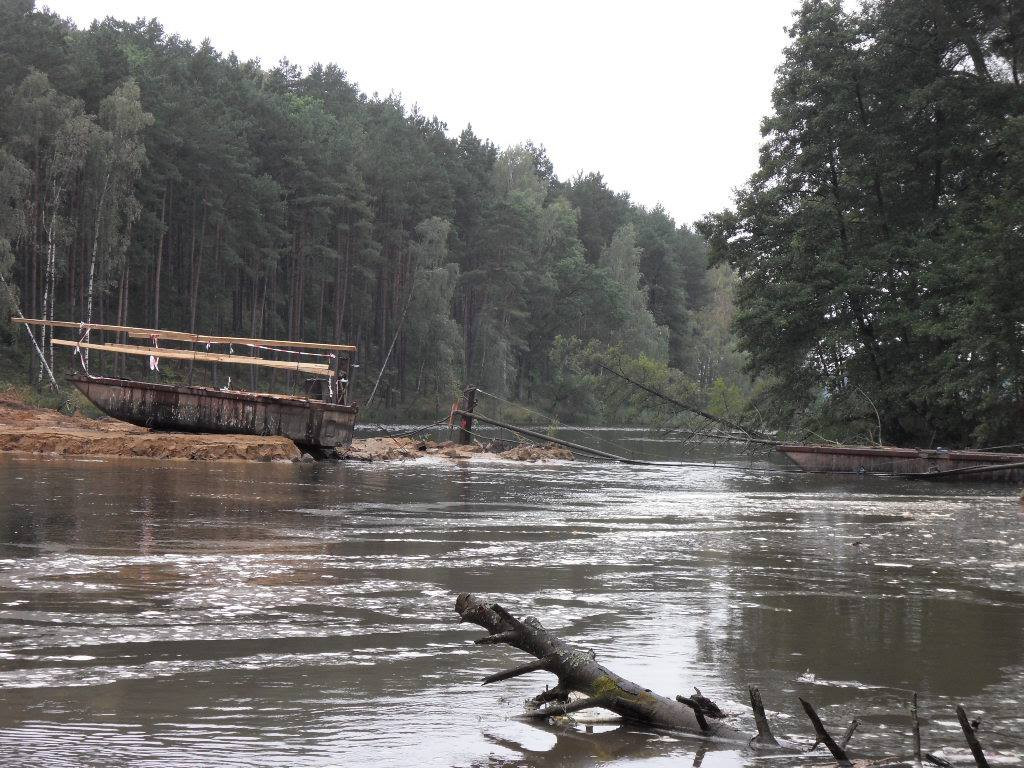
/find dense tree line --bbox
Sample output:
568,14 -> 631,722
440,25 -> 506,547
700,0 -> 1024,446
0,0 -> 741,422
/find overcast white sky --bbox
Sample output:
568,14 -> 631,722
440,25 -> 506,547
42,0 -> 801,226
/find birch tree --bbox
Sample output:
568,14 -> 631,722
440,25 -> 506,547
2,71 -> 95,370
82,79 -> 152,363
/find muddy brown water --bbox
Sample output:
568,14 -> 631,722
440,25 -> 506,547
0,429 -> 1022,766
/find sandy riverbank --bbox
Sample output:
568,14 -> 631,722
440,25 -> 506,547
0,390 -> 573,463
0,390 -> 301,462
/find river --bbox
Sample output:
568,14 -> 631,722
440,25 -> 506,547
0,430 -> 1021,766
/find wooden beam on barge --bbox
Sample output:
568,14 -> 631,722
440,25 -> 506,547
51,339 -> 334,376
123,329 -> 356,353
11,317 -> 356,353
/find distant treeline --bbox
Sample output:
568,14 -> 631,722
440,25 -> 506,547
0,0 -> 742,424
700,0 -> 1024,446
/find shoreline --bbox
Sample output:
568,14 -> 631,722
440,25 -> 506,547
0,391 -> 573,464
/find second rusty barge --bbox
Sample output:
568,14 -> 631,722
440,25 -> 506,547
777,443 -> 1024,482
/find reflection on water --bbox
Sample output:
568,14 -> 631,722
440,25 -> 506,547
0,433 -> 1021,766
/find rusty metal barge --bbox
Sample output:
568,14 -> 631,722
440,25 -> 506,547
13,318 -> 358,451
777,444 -> 1024,482
68,375 -> 357,450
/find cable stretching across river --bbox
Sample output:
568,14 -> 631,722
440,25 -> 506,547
595,363 -> 778,444
451,409 -> 810,473
473,388 -> 668,461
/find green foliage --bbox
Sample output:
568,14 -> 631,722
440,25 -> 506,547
597,224 -> 668,361
691,266 -> 747,393
398,217 -> 462,415
0,148 -> 31,320
544,337 -> 701,426
700,0 -> 1024,446
0,2 -> 752,423
707,378 -> 746,421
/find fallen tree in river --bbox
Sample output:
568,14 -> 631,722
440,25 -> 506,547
455,593 -> 999,766
456,592 -> 747,739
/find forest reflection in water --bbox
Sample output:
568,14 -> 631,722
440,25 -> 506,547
0,432 -> 1021,767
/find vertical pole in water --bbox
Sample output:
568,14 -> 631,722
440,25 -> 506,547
456,386 -> 477,445
912,692 -> 922,761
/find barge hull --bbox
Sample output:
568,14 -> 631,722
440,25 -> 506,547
69,375 -> 357,450
776,444 -> 1024,482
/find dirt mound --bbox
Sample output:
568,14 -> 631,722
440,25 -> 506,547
0,428 -> 300,462
499,443 -> 575,461
337,436 -> 426,461
336,435 -> 574,463
0,389 -> 139,433
0,389 -> 300,462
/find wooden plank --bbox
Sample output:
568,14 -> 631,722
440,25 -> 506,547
10,317 -> 356,353
51,339 -> 334,376
123,329 -> 356,353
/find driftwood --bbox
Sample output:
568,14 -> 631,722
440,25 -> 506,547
456,594 -> 1004,766
455,592 -> 745,740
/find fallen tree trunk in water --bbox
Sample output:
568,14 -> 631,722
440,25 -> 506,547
455,593 -> 750,741
456,594 -> 1002,766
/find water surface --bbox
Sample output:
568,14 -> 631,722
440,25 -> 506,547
0,434 -> 1021,766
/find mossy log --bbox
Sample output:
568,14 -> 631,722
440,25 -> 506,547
455,592 -> 749,741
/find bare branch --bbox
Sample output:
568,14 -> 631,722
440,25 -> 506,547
475,631 -> 518,645
839,718 -> 859,749
524,696 -> 608,719
799,697 -> 851,765
956,705 -> 989,768
676,695 -> 710,732
483,654 -> 555,685
691,688 -> 725,718
530,684 -> 570,707
748,687 -> 780,748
